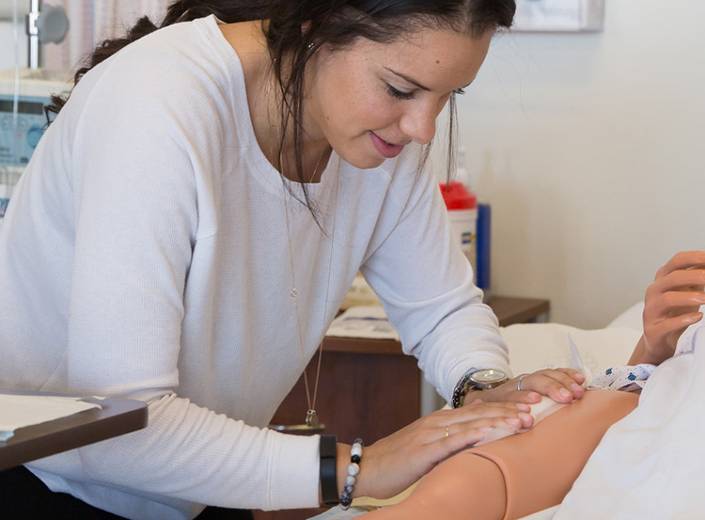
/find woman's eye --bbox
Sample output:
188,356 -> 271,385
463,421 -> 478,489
386,84 -> 414,100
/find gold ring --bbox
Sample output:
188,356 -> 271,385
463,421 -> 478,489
444,426 -> 449,438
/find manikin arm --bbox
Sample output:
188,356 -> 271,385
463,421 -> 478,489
362,390 -> 638,520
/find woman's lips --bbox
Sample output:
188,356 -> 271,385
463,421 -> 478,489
369,131 -> 405,159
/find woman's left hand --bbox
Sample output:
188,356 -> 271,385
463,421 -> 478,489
464,368 -> 586,406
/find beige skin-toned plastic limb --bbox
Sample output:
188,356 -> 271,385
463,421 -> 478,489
361,390 -> 638,520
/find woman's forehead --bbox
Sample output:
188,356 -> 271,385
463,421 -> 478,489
351,28 -> 492,92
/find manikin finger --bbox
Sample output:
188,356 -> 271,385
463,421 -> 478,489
648,312 -> 703,339
655,251 -> 705,279
651,269 -> 705,294
649,290 -> 705,317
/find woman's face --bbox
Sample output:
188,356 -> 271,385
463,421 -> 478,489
306,27 -> 493,169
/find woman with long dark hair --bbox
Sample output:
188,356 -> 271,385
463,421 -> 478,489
0,1 -> 598,517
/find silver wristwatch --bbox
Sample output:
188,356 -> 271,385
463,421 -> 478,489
453,368 -> 509,408
469,368 -> 509,390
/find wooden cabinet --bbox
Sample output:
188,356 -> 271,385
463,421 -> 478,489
254,296 -> 549,520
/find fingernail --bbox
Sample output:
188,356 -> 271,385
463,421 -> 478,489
517,403 -> 531,412
518,412 -> 532,423
559,388 -> 572,399
571,383 -> 584,393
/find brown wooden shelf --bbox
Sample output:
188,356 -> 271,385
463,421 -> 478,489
487,295 -> 550,327
324,295 -> 551,356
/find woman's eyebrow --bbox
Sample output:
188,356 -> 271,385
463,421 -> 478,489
384,67 -> 473,91
384,67 -> 431,91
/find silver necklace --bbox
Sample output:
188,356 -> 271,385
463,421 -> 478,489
273,149 -> 339,433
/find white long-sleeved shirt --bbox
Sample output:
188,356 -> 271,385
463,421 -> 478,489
0,15 -> 509,519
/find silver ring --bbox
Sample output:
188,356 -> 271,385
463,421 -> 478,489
517,374 -> 528,392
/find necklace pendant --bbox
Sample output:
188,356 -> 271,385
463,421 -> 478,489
305,409 -> 320,428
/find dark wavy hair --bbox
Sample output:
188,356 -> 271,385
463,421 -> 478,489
48,0 -> 515,218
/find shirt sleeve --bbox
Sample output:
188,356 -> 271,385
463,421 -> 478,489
361,151 -> 511,403
41,51 -> 321,511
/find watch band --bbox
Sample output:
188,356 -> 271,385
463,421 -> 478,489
319,434 -> 339,506
451,368 -> 480,408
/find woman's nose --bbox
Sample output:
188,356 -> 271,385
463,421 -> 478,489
399,102 -> 438,145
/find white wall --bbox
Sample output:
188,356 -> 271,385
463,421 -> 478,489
454,0 -> 705,328
2,1 -> 703,329
0,16 -> 26,70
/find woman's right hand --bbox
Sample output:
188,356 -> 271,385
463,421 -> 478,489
631,250 -> 705,365
345,400 -> 533,499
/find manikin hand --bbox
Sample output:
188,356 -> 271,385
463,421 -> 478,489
343,400 -> 533,500
631,251 -> 705,365
464,368 -> 586,407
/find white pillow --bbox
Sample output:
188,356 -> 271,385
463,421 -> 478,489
605,302 -> 644,331
502,323 -> 641,378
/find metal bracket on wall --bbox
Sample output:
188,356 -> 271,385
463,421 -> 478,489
26,0 -> 69,69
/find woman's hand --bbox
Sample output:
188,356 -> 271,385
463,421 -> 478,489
348,400 -> 533,499
464,368 -> 586,406
630,251 -> 705,365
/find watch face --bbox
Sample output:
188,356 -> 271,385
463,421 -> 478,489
470,369 -> 507,385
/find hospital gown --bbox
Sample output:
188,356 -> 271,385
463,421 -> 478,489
556,320 -> 705,519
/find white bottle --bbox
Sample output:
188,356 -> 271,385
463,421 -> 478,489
441,147 -> 478,275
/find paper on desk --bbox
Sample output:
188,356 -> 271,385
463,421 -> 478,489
326,305 -> 399,340
0,394 -> 101,442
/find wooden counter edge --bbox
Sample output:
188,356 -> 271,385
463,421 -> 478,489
324,296 -> 550,356
0,397 -> 148,471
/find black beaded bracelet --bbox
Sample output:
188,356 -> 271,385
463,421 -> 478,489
340,438 -> 363,510
319,434 -> 339,506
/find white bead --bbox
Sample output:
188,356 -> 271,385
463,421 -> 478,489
347,462 -> 360,476
351,444 -> 362,457
345,475 -> 356,487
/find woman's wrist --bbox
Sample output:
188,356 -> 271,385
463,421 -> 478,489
337,438 -> 364,509
337,441 -> 372,500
